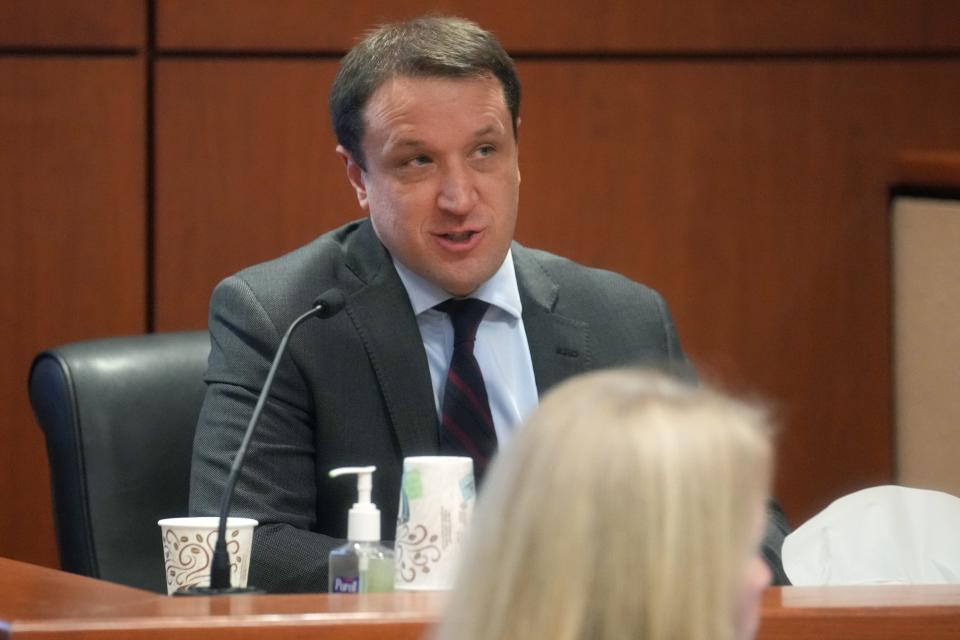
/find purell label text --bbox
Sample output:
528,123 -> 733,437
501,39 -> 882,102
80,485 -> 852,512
332,576 -> 359,593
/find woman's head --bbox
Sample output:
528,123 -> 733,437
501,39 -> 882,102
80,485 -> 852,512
436,369 -> 773,640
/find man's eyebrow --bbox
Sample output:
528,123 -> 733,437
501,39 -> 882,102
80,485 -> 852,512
474,124 -> 503,138
385,135 -> 426,150
384,124 -> 505,152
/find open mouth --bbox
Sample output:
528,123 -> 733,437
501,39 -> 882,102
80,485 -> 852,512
434,229 -> 483,252
442,231 -> 476,242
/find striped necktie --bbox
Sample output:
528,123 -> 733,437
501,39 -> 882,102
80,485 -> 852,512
435,298 -> 497,481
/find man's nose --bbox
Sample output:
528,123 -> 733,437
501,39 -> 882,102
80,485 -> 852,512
437,164 -> 478,215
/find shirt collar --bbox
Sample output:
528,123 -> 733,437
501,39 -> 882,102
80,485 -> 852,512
392,250 -> 523,319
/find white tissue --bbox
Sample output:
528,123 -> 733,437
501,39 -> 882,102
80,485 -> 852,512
783,485 -> 960,586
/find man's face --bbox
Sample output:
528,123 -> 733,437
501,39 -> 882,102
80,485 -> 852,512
338,74 -> 520,296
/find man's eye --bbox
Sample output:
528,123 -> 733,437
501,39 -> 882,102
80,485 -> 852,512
475,145 -> 495,157
406,155 -> 431,167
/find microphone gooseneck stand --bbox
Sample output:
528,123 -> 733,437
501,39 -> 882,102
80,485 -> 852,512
179,288 -> 346,595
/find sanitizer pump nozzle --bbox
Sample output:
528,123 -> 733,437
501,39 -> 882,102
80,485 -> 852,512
329,466 -> 380,542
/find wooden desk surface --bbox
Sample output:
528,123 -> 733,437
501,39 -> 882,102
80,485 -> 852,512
2,557 -> 960,639
0,558 -> 442,639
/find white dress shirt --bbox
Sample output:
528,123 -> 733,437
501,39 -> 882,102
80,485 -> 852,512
392,250 -> 539,445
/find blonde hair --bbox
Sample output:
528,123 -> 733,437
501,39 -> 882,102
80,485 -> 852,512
435,369 -> 773,640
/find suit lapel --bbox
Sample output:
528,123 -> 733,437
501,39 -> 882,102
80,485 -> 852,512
513,245 -> 592,395
340,222 -> 440,457
335,227 -> 590,450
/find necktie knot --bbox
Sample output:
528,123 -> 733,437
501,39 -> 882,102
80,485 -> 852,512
436,298 -> 489,347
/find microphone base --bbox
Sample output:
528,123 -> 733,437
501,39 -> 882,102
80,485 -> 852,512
173,584 -> 266,596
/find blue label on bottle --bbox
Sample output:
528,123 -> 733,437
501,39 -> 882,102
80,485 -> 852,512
332,576 -> 360,593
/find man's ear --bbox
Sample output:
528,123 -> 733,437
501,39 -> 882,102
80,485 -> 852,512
336,144 -> 369,211
514,117 -> 522,185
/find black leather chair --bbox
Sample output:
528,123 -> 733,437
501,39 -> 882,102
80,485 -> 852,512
28,331 -> 210,593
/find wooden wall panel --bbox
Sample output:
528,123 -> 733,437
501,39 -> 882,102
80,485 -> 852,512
515,60 -> 960,521
156,0 -> 960,52
0,1 -> 143,48
898,150 -> 960,190
154,60 -> 358,331
0,58 -> 145,566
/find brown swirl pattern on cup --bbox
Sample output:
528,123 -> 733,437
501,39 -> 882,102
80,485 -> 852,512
395,522 -> 442,583
162,528 -> 244,593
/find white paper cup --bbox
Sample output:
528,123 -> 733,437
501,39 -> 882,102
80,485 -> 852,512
394,456 -> 476,590
158,516 -> 257,595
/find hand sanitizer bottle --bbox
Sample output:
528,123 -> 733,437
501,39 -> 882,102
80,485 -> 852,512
327,466 -> 395,593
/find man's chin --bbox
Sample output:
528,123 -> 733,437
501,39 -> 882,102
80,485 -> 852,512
421,253 -> 504,297
440,281 -> 481,297
435,270 -> 487,297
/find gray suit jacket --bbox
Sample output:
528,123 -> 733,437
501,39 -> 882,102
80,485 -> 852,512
189,219 -> 785,592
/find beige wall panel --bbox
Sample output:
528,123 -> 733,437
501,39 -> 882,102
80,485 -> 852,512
0,58 -> 145,566
156,0 -> 960,52
894,196 -> 960,497
0,1 -> 144,48
154,60 -> 357,331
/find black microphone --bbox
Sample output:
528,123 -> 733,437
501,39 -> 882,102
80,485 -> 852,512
182,288 -> 346,595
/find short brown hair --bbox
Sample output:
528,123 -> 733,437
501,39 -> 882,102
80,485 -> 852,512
329,15 -> 521,170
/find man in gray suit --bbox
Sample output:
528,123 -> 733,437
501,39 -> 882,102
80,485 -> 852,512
190,16 -> 788,592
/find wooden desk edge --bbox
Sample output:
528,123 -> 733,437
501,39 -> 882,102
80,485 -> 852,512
5,559 -> 960,639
